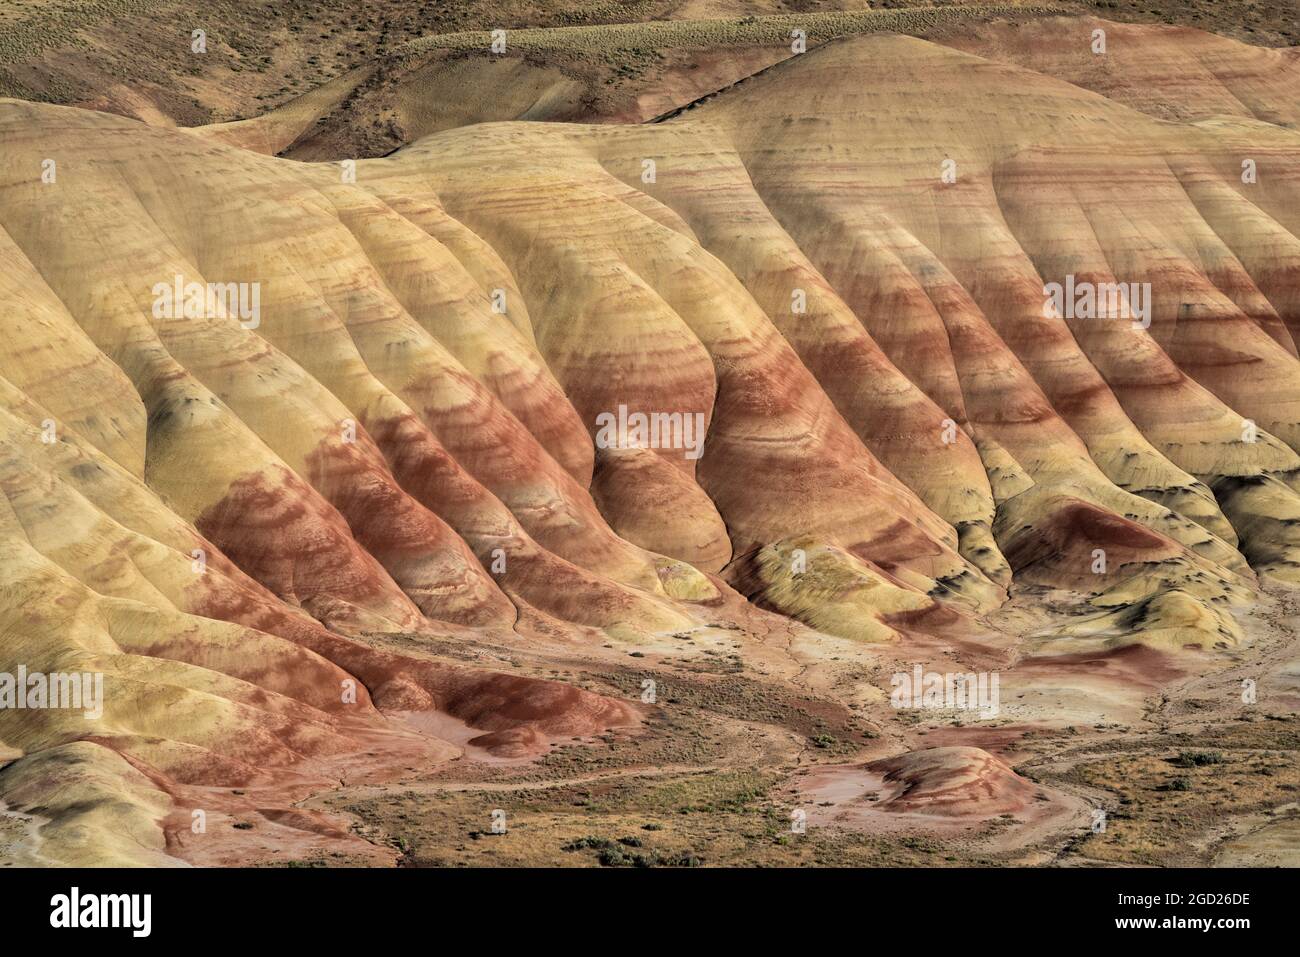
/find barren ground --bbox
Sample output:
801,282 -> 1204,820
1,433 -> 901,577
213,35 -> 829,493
191,585 -> 1300,868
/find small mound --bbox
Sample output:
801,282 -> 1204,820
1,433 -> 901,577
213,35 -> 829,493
866,746 -> 1035,818
467,726 -> 548,759
1035,588 -> 1243,654
793,746 -> 1089,849
434,670 -> 641,753
1000,496 -> 1177,583
727,538 -> 935,642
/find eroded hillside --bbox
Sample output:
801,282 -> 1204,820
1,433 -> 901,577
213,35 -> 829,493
2,17 -> 1299,866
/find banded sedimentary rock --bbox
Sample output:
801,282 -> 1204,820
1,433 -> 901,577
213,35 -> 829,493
2,19 -> 1299,863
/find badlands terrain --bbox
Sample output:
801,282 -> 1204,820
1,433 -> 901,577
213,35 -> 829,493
1,3 -> 1300,867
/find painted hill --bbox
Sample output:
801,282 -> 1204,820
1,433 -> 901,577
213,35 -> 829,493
2,17 -> 1299,864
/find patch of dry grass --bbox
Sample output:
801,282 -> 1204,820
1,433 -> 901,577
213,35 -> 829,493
401,5 -> 1063,57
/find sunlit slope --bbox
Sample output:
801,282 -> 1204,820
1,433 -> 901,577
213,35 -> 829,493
659,32 -> 1300,585
942,17 -> 1300,127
